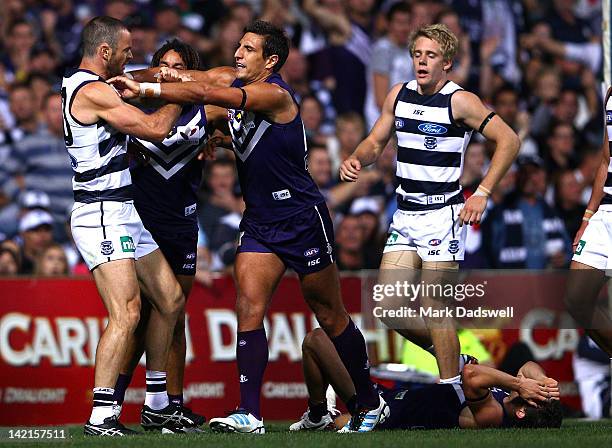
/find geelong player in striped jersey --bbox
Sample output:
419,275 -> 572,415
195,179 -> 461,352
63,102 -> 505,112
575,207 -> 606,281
110,40 -> 233,432
63,17 -> 190,436
565,88 -> 612,358
340,24 -> 519,387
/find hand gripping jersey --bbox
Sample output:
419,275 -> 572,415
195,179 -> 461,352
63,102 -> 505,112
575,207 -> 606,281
61,69 -> 131,203
393,80 -> 473,212
129,104 -> 207,232
228,73 -> 324,223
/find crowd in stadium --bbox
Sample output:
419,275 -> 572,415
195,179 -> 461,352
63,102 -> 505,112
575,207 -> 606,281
0,0 -> 604,278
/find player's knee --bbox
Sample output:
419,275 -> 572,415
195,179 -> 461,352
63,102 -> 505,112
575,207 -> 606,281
302,328 -> 326,352
236,294 -> 266,326
161,284 -> 184,317
112,296 -> 141,334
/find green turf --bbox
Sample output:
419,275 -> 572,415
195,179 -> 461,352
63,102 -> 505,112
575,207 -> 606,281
3,420 -> 611,447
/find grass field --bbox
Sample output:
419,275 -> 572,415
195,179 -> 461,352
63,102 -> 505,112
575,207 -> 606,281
3,420 -> 611,448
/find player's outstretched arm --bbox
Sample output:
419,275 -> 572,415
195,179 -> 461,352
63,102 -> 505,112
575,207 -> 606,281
128,66 -> 235,88
77,82 -> 181,142
452,91 -> 520,226
108,75 -> 293,118
339,83 -> 402,182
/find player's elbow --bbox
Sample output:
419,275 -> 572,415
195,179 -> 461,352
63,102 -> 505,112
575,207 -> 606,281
461,363 -> 480,387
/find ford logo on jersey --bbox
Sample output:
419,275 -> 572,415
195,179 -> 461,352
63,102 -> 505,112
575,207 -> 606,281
418,123 -> 448,135
304,247 -> 320,257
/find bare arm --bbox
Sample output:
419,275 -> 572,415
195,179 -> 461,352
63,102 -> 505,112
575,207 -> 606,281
302,0 -> 351,39
452,90 -> 520,225
129,66 -> 235,88
74,82 -> 181,142
339,83 -> 402,181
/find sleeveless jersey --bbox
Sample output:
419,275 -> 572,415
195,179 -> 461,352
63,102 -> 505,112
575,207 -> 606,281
601,93 -> 612,209
61,69 -> 131,203
377,383 -> 466,430
129,104 -> 207,232
394,80 -> 473,211
228,73 -> 324,223
490,387 -> 514,428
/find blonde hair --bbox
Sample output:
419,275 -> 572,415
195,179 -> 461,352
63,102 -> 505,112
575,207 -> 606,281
409,24 -> 459,67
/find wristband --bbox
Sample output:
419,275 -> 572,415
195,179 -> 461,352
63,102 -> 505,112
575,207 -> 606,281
583,217 -> 591,222
139,82 -> 161,98
474,185 -> 491,197
584,209 -> 595,216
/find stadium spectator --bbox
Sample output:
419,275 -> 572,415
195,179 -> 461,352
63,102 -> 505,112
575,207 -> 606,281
555,169 -> 585,240
4,91 -> 74,231
34,242 -> 69,276
1,20 -> 37,82
364,2 -> 413,130
543,121 -> 579,179
0,245 -> 19,275
8,84 -> 39,136
335,214 -> 379,270
481,156 -> 571,268
490,85 -> 538,156
15,209 -> 55,274
327,112 -> 366,176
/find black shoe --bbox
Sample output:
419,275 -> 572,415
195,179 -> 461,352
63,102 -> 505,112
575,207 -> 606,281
178,405 -> 206,427
141,404 -> 196,432
84,416 -> 139,436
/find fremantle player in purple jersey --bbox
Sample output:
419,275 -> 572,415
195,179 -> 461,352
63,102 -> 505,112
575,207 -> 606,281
109,20 -> 386,433
108,40 -> 231,432
289,328 -> 562,432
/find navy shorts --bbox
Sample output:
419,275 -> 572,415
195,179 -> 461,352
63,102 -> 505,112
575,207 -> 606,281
148,227 -> 198,276
237,203 -> 335,275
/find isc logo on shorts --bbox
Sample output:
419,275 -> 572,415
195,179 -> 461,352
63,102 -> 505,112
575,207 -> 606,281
307,258 -> 321,267
272,189 -> 291,201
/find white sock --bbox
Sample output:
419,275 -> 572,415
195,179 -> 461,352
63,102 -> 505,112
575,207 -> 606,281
90,387 -> 115,425
439,374 -> 461,385
145,370 -> 169,410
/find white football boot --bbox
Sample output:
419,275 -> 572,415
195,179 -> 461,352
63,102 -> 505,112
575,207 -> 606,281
209,410 -> 265,434
338,395 -> 389,433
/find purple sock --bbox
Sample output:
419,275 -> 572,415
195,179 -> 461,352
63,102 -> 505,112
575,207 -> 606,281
237,328 -> 268,419
168,394 -> 183,406
331,318 -> 378,408
112,373 -> 132,406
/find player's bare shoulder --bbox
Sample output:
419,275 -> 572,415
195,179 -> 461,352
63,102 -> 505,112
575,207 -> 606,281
449,89 -> 485,123
72,81 -> 121,125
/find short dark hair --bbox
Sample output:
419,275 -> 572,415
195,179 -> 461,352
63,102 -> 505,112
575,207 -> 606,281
492,84 -> 518,106
510,397 -> 563,429
243,20 -> 289,72
151,39 -> 201,70
81,16 -> 128,57
387,2 -> 411,22
42,91 -> 61,109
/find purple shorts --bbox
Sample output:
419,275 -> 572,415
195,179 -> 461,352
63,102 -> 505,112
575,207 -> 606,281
237,203 -> 335,274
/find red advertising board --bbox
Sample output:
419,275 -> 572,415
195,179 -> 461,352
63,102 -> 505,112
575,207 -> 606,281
0,276 -> 580,426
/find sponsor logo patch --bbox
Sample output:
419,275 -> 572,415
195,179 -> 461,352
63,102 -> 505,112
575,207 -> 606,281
418,123 -> 448,135
428,249 -> 440,256
326,243 -> 333,255
386,232 -> 399,245
307,258 -> 321,267
607,111 -> 612,124
429,239 -> 442,246
186,252 -> 196,260
120,236 -> 135,253
427,195 -> 445,205
448,239 -> 460,254
100,240 -> 114,256
272,189 -> 291,201
304,247 -> 320,257
574,239 -> 586,255
239,339 -> 246,347
395,118 -> 404,128
182,263 -> 195,270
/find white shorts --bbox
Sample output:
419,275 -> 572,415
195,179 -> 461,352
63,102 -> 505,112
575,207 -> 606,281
71,200 -> 158,270
383,203 -> 467,262
573,209 -> 612,272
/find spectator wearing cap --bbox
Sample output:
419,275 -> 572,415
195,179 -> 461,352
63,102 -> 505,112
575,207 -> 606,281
16,209 -> 55,274
0,190 -> 50,241
4,91 -> 74,235
349,196 -> 384,264
481,155 -> 571,269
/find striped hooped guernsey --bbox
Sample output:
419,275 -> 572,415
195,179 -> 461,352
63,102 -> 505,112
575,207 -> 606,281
393,80 -> 473,211
601,92 -> 612,209
61,69 -> 131,203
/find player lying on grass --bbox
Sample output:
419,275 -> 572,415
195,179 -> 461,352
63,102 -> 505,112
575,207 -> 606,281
290,329 -> 562,431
